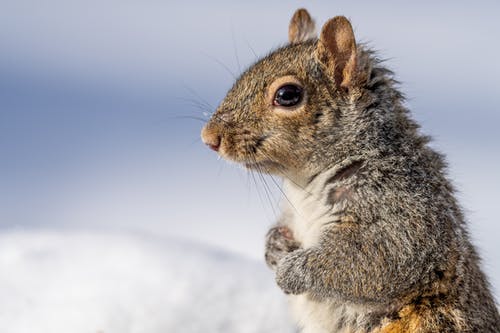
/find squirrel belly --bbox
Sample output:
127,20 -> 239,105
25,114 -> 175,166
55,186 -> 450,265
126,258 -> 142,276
289,295 -> 374,333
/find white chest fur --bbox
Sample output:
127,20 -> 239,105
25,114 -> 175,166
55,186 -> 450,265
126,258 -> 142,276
282,180 -> 333,248
281,179 -> 371,333
289,296 -> 372,333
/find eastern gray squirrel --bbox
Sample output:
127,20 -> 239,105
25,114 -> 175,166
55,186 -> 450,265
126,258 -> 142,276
201,8 -> 500,332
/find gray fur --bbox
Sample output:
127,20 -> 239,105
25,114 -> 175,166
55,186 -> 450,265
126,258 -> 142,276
202,11 -> 500,333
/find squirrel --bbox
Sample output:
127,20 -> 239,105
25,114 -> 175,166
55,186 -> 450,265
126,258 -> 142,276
201,8 -> 500,333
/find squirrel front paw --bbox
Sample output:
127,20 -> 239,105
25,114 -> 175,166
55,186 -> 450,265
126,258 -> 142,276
265,226 -> 300,270
275,250 -> 312,295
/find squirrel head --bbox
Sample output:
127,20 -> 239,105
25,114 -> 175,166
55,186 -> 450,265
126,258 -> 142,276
202,9 -> 370,180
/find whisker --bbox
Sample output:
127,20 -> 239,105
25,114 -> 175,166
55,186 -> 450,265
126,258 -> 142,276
258,150 -> 310,193
172,136 -> 203,151
217,157 -> 226,177
261,174 -> 280,217
231,27 -> 242,75
252,151 -> 301,215
188,137 -> 203,148
176,98 -> 214,118
181,85 -> 215,110
177,97 -> 212,110
169,115 -> 208,123
201,52 -> 237,79
248,167 -> 271,220
249,149 -> 319,219
241,142 -> 288,217
267,173 -> 300,215
243,36 -> 258,61
210,113 -> 231,125
249,152 -> 279,218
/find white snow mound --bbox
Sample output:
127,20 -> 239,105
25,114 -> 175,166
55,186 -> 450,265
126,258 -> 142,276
0,230 -> 293,333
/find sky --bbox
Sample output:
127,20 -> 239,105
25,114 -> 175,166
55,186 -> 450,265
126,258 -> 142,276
1,0 -> 499,301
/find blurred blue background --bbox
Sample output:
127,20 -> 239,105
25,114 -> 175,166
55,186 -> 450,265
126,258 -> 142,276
1,0 -> 499,300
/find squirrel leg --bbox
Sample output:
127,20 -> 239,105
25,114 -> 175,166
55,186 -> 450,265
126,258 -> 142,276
275,248 -> 313,294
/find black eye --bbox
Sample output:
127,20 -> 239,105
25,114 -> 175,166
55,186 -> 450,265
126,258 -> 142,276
273,84 -> 303,107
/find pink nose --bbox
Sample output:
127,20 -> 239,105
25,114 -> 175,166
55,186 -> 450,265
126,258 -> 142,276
207,139 -> 220,152
201,125 -> 221,152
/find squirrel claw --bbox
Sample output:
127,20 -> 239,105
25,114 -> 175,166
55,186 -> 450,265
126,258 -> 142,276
277,226 -> 294,240
265,226 -> 300,270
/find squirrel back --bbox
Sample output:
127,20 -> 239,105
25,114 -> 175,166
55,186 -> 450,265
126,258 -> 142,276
201,8 -> 500,332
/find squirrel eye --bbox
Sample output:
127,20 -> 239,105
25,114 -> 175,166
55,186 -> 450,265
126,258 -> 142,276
273,84 -> 303,107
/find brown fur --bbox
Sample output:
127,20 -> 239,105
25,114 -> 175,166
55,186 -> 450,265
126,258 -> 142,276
289,8 -> 316,44
316,16 -> 357,89
377,300 -> 467,333
201,8 -> 500,333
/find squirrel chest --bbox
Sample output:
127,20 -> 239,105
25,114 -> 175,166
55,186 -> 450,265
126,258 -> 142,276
282,179 -> 334,248
282,178 -> 373,333
282,162 -> 357,248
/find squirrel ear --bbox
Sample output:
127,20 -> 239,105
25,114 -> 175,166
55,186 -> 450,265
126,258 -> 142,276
288,8 -> 316,44
316,16 -> 357,89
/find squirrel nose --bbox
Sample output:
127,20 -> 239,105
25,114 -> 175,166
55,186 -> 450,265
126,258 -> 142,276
201,126 -> 221,152
207,138 -> 220,151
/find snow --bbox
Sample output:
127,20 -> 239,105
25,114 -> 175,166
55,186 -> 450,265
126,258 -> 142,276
0,230 -> 293,333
